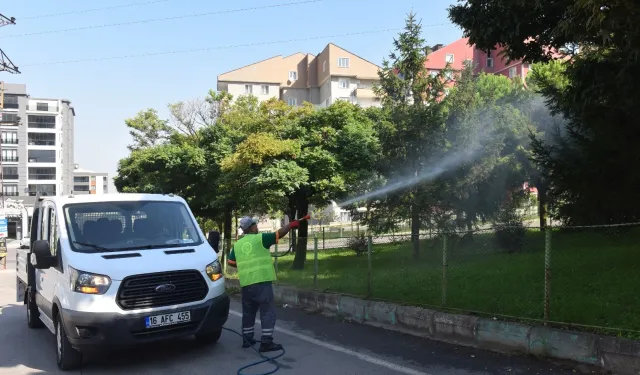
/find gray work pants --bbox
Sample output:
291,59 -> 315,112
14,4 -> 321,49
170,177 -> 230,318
241,281 -> 276,343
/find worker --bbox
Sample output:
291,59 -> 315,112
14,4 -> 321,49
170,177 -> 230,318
227,216 -> 300,352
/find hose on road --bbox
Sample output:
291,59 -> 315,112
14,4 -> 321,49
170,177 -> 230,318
222,327 -> 286,375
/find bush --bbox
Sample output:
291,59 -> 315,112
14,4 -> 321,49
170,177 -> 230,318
347,232 -> 368,256
493,208 -> 526,253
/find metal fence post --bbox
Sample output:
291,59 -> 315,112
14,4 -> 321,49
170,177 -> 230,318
367,233 -> 373,298
442,234 -> 448,306
544,228 -> 552,323
322,227 -> 325,250
313,234 -> 319,290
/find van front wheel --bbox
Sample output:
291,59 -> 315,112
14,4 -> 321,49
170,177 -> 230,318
195,328 -> 222,345
56,314 -> 83,371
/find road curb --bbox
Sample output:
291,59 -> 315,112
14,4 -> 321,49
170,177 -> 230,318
225,278 -> 640,374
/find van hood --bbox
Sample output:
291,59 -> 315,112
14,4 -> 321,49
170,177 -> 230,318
65,244 -> 218,281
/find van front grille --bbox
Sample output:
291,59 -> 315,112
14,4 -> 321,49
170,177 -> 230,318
116,270 -> 208,310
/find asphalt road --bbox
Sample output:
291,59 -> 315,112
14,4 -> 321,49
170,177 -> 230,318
0,242 -> 578,375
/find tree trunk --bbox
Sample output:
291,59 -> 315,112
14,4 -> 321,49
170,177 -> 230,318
223,205 -> 232,256
291,196 -> 310,270
410,196 -> 420,260
538,184 -> 548,231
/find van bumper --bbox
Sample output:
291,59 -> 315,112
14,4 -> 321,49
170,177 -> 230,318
60,293 -> 230,349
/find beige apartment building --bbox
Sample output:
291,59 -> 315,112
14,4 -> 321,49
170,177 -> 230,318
217,43 -> 381,108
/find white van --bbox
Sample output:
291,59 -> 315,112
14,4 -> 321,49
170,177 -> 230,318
16,193 -> 229,370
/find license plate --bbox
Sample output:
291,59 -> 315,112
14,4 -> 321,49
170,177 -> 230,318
145,311 -> 191,328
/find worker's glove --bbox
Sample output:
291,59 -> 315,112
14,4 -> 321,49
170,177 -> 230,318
289,220 -> 300,229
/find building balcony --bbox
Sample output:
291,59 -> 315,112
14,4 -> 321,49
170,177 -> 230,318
27,140 -> 55,146
28,158 -> 55,163
27,105 -> 59,112
1,192 -> 19,197
1,175 -> 19,180
2,157 -> 18,162
1,139 -> 18,145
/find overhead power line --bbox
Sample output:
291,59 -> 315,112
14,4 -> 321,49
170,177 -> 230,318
22,0 -> 173,20
21,24 -> 451,68
1,0 -> 325,39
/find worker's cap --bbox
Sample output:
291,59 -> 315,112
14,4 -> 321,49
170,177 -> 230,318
239,216 -> 258,231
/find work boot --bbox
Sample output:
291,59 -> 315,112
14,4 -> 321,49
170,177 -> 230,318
259,341 -> 283,353
242,338 -> 257,348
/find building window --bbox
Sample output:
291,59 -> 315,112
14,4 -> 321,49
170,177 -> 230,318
36,102 -> 49,111
338,57 -> 350,68
28,132 -> 56,146
289,71 -> 297,81
27,115 -> 56,129
287,97 -> 297,106
28,149 -> 56,163
73,185 -> 90,192
430,71 -> 438,77
445,54 -> 454,63
463,59 -> 473,68
74,176 -> 89,183
2,184 -> 18,196
2,166 -> 18,180
1,131 -> 17,144
261,85 -> 269,95
323,61 -> 327,72
444,71 -> 454,80
2,149 -> 18,162
0,112 -> 19,124
509,67 -> 517,78
29,167 -> 56,180
3,95 -> 18,109
486,57 -> 494,68
28,184 -> 56,196
339,79 -> 349,89
244,85 -> 252,94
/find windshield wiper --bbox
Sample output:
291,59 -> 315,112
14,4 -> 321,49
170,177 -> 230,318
117,243 -> 190,251
73,241 -> 110,251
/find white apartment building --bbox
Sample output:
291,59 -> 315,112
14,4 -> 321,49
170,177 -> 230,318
73,164 -> 109,194
0,83 -> 75,238
217,43 -> 381,108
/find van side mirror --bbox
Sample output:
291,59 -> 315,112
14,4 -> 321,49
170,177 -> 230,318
208,231 -> 220,253
30,240 -> 55,269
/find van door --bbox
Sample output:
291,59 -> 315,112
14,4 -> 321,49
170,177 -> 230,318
35,202 -> 63,318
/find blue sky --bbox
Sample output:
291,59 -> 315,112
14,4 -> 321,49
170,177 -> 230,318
1,0 -> 463,192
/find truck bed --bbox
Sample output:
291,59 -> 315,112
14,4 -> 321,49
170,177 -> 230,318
16,248 -> 29,303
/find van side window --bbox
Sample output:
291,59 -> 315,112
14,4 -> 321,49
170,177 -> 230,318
40,206 -> 50,242
49,208 -> 58,257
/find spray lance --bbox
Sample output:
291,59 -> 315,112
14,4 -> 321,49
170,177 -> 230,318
271,213 -> 311,258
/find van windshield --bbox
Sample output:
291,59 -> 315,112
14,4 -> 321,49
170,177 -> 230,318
63,200 -> 203,253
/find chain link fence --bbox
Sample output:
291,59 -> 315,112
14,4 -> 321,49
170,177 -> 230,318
219,223 -> 640,334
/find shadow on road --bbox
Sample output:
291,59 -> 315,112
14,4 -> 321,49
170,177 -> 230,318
0,303 -> 234,374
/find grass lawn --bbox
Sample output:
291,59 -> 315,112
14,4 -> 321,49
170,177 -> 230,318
267,227 -> 640,334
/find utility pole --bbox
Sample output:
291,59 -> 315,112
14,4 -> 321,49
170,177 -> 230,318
0,13 -> 19,74
0,12 -> 19,215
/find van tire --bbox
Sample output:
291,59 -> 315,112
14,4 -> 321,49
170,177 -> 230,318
195,328 -> 222,345
56,314 -> 83,371
26,292 -> 44,329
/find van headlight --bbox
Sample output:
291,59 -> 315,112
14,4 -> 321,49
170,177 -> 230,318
69,267 -> 111,294
205,260 -> 223,282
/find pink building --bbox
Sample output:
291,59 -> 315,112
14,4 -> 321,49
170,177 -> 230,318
425,37 -> 532,84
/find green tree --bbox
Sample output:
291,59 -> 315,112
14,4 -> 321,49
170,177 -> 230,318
125,109 -> 171,151
449,0 -> 640,224
372,12 -> 450,258
222,99 -> 380,269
